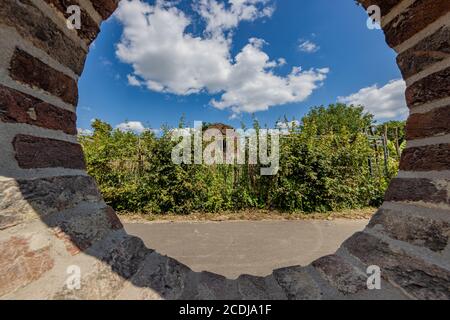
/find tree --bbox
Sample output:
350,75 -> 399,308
79,105 -> 400,214
301,103 -> 373,136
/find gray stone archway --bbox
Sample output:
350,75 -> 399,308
0,0 -> 449,299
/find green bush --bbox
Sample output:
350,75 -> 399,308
79,104 -> 403,214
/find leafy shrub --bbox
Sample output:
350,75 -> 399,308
79,104 -> 403,214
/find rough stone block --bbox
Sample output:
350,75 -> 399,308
383,0 -> 450,48
52,206 -> 123,255
385,178 -> 449,205
406,66 -> 450,108
195,271 -> 241,300
90,0 -> 119,20
0,179 -> 38,229
10,176 -> 102,216
0,0 -> 87,75
343,232 -> 450,299
13,135 -> 86,169
105,236 -> 150,279
406,105 -> 450,139
122,252 -> 197,300
369,208 -> 450,252
43,0 -> 100,44
397,26 -> 450,79
272,266 -> 322,300
236,274 -> 287,300
357,0 -> 402,14
0,84 -> 77,135
312,254 -> 367,295
400,144 -> 450,171
0,235 -> 54,297
53,262 -> 125,300
9,49 -> 78,106
0,213 -> 22,231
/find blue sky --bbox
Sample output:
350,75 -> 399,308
77,0 -> 408,134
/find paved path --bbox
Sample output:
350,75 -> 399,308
124,219 -> 368,279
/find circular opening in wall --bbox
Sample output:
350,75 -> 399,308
2,0 -> 449,300
76,0 -> 406,278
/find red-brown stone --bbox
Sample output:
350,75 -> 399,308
397,26 -> 450,79
105,206 -> 124,230
357,0 -> 402,14
43,0 -> 100,44
9,48 -> 78,106
383,0 -> 450,48
0,236 -> 54,297
0,0 -> 87,75
13,135 -> 86,169
54,228 -> 82,256
385,178 -> 449,205
91,0 -> 119,20
0,84 -> 77,135
406,105 -> 450,139
406,67 -> 450,108
400,144 -> 450,171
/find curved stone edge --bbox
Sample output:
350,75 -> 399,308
1,0 -> 450,300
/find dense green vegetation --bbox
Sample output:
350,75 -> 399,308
79,104 -> 405,215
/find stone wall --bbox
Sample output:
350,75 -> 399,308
0,0 -> 449,299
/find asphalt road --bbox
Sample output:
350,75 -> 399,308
124,219 -> 368,279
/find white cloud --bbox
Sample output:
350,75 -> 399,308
151,128 -> 162,135
170,127 -> 194,137
195,0 -> 275,35
338,79 -> 408,120
211,39 -> 329,113
276,120 -> 300,135
115,0 -> 329,115
77,128 -> 93,136
276,58 -> 287,66
276,120 -> 300,130
127,74 -> 142,87
116,121 -> 148,133
79,106 -> 92,112
100,56 -> 112,66
298,40 -> 319,53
